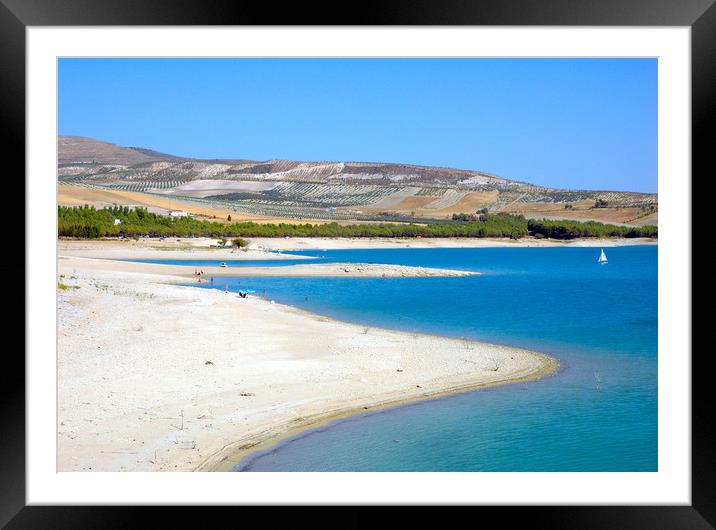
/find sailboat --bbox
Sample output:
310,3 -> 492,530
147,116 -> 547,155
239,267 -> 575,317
598,248 -> 608,264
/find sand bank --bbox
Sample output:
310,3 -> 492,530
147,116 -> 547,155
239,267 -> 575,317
57,253 -> 557,472
58,256 -> 476,279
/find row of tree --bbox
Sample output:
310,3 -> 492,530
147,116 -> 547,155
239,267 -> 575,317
527,218 -> 658,239
58,205 -> 657,240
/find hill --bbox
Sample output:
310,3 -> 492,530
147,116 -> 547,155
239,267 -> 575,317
57,136 -> 658,225
58,136 -> 185,166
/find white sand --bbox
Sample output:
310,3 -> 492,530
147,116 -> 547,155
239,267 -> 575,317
58,255 -> 477,280
57,250 -> 558,472
58,238 -> 310,261
58,236 -> 658,262
247,236 -> 658,251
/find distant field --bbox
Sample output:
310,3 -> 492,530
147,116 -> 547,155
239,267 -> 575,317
57,184 -> 311,224
501,201 -> 658,226
360,190 -> 500,218
57,184 -> 399,226
59,182 -> 657,227
58,184 -> 252,218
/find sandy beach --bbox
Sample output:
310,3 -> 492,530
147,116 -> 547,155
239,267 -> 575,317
246,236 -> 658,251
59,235 -> 658,259
58,237 -> 312,261
57,243 -> 559,472
58,255 -> 477,280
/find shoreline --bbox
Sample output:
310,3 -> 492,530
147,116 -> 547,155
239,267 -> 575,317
57,238 -> 312,261
58,255 -> 478,279
245,236 -> 658,251
59,235 -> 658,258
57,246 -> 559,472
204,352 -> 559,472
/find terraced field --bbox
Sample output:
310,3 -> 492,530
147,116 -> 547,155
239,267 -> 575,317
57,135 -> 658,225
94,180 -> 190,193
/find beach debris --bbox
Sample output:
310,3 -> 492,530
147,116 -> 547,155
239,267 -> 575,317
240,392 -> 255,397
270,300 -> 275,305
485,355 -> 502,372
196,410 -> 212,419
396,367 -> 404,372
416,384 -> 423,388
359,378 -> 368,383
204,360 -> 214,365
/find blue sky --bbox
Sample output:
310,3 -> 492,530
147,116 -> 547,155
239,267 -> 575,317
58,58 -> 657,192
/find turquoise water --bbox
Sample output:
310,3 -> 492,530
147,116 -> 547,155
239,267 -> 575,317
151,246 -> 658,471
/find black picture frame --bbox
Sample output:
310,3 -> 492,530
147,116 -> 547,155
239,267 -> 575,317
4,0 -> 710,527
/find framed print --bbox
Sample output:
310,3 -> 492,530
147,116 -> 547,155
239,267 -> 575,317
6,0 -> 712,527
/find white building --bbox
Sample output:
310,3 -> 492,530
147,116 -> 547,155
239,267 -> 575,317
168,209 -> 188,218
113,218 -> 122,225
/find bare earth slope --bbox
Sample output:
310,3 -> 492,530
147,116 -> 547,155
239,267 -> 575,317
58,136 -> 183,165
58,136 -> 658,225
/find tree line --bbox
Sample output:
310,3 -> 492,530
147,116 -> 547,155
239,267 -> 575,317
58,205 -> 657,240
527,218 -> 657,239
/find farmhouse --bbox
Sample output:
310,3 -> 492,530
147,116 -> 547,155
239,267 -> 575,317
168,209 -> 188,218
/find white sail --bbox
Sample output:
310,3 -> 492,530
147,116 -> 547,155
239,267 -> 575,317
598,249 -> 608,263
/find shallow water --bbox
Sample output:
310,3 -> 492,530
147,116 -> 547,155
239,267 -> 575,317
149,246 -> 658,471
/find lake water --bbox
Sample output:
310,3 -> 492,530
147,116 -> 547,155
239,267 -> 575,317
143,246 -> 658,471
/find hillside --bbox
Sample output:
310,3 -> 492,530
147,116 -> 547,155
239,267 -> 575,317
58,136 -> 184,166
57,136 -> 658,225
